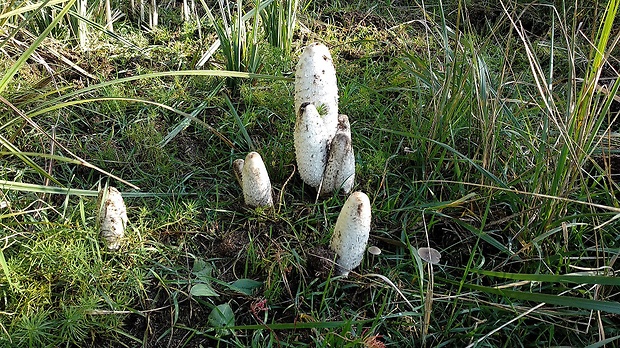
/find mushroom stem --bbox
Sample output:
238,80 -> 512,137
294,103 -> 330,189
321,114 -> 355,195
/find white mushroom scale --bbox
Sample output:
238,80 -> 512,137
294,42 -> 339,140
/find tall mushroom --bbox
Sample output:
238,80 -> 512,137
294,42 -> 339,140
294,103 -> 330,189
98,186 -> 128,251
321,114 -> 355,195
236,152 -> 273,208
329,191 -> 371,276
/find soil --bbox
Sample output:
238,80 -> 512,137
306,245 -> 336,279
96,209 -> 333,347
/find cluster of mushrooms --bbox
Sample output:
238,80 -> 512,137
99,43 -> 371,277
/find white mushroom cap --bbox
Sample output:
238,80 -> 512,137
232,158 -> 245,187
329,191 -> 371,276
295,43 -> 339,140
98,186 -> 128,251
321,114 -> 355,195
294,103 -> 330,188
241,152 -> 273,208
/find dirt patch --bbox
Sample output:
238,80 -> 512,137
324,9 -> 391,29
215,229 -> 251,257
306,245 -> 336,279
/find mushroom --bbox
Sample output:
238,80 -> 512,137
329,191 -> 372,276
294,103 -> 330,189
98,186 -> 128,251
238,152 -> 273,208
321,114 -> 355,195
232,158 -> 244,187
294,42 -> 339,140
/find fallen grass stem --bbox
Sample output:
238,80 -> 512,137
361,273 -> 417,311
0,180 -> 191,197
227,311 -> 421,331
445,279 -> 620,314
409,179 -> 620,214
1,95 -> 139,189
456,268 -> 620,285
465,284 -> 588,348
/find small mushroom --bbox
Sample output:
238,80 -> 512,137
232,158 -> 244,187
240,152 -> 273,208
294,103 -> 330,189
321,114 -> 355,195
98,186 -> 128,251
418,247 -> 441,264
368,246 -> 382,255
329,191 -> 372,276
294,42 -> 339,139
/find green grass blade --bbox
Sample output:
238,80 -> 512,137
381,128 -> 509,188
584,335 -> 620,348
0,248 -> 15,289
463,268 -> 620,286
67,8 -> 139,50
28,96 -> 237,150
159,102 -> 210,148
459,282 -> 620,314
227,311 -> 420,330
449,215 -> 513,256
36,70 -> 291,111
0,180 -> 188,197
0,0 -> 66,19
0,152 -> 82,164
0,0 -> 76,94
0,133 -> 61,186
224,94 -> 254,151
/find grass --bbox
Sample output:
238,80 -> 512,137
1,0 -> 620,347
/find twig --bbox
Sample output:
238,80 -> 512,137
277,164 -> 296,215
362,273 -> 417,312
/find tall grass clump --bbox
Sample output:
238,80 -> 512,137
201,0 -> 269,90
398,0 -> 620,250
396,1 -> 513,192
261,0 -> 298,53
487,0 -> 620,248
391,0 -> 620,345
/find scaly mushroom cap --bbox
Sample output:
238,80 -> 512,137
294,103 -> 330,188
321,114 -> 355,195
329,191 -> 371,276
294,42 -> 339,140
98,186 -> 128,251
241,152 -> 273,208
